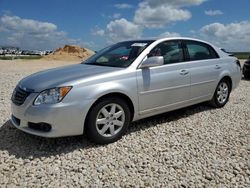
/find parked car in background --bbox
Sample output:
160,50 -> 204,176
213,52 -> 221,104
243,56 -> 250,79
11,37 -> 241,144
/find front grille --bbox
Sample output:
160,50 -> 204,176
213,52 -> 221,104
11,87 -> 30,106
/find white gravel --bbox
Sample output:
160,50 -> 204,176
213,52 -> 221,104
0,59 -> 249,187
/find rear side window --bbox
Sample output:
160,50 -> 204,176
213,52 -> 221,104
149,41 -> 184,64
185,41 -> 218,61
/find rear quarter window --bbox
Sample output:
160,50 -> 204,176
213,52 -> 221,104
185,41 -> 219,61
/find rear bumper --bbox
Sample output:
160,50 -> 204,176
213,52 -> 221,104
11,93 -> 94,137
231,66 -> 242,91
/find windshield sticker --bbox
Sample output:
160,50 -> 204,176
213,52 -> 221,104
131,43 -> 147,47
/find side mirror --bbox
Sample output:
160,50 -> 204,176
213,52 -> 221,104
139,56 -> 164,69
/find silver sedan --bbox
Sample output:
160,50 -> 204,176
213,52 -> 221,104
11,37 -> 241,144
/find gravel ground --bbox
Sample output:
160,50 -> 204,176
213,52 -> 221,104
0,60 -> 249,187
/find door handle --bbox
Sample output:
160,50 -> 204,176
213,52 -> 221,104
180,69 -> 189,75
215,65 -> 221,69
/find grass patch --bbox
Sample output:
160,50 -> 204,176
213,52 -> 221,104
232,52 -> 250,59
0,55 -> 42,60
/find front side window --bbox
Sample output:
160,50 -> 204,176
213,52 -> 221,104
148,41 -> 184,64
83,40 -> 154,68
185,41 -> 218,61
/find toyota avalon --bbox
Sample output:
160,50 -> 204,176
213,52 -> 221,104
11,37 -> 241,144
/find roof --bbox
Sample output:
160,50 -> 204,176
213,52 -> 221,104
121,37 -> 217,49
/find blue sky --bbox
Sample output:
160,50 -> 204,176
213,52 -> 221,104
0,0 -> 249,51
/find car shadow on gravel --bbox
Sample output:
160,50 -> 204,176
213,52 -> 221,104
0,103 -> 214,159
0,121 -> 95,159
126,103 -> 215,135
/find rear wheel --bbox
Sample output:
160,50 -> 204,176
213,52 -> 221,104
85,97 -> 131,144
210,79 -> 231,108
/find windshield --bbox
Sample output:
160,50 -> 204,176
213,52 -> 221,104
83,40 -> 154,68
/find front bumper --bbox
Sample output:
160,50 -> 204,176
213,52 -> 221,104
11,93 -> 94,137
243,64 -> 250,75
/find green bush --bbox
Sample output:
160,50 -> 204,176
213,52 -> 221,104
232,52 -> 250,59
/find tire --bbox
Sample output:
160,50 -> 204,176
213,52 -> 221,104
85,97 -> 131,144
209,79 -> 231,108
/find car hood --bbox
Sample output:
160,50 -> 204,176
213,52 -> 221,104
18,64 -> 121,92
244,59 -> 250,64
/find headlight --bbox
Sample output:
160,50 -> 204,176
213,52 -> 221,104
34,86 -> 72,105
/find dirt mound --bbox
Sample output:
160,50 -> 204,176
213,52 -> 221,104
44,45 -> 95,61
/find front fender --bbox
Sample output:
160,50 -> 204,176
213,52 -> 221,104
65,74 -> 139,121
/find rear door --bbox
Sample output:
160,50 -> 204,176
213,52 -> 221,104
183,40 -> 221,100
136,40 -> 191,115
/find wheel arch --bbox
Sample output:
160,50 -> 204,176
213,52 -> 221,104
83,92 -> 135,133
220,75 -> 232,92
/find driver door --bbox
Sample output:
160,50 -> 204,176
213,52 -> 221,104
136,40 -> 191,115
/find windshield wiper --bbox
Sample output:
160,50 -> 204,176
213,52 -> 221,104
85,62 -> 108,66
85,62 -> 125,68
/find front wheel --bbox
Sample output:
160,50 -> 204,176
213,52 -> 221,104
85,97 -> 131,144
210,79 -> 231,108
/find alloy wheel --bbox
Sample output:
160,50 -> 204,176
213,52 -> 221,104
95,103 -> 125,137
216,82 -> 229,104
